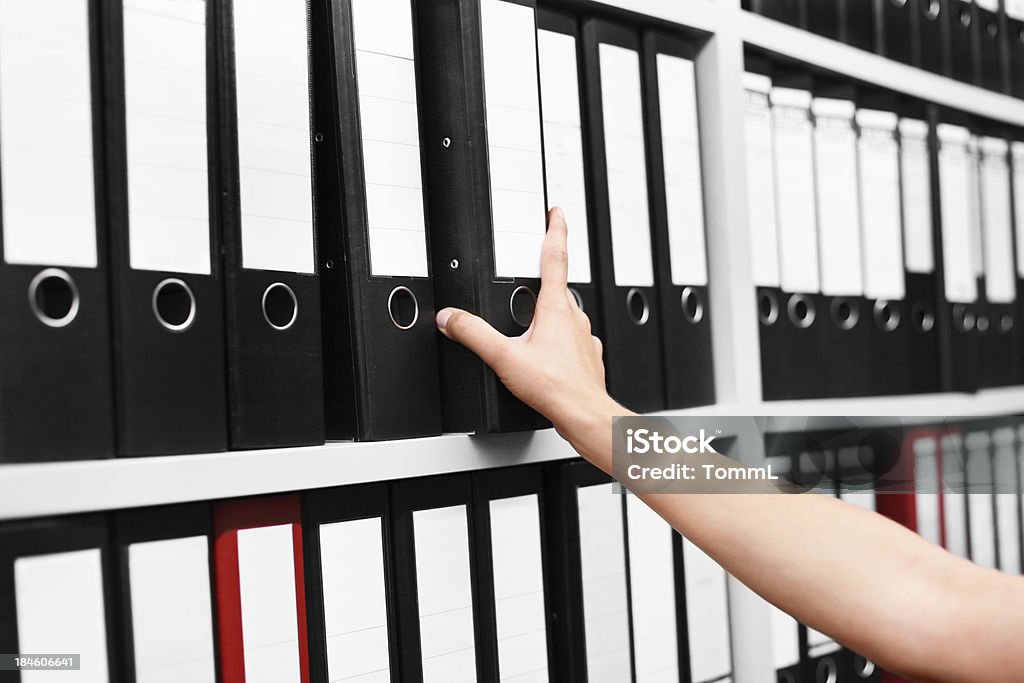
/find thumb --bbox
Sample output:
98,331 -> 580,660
436,307 -> 512,370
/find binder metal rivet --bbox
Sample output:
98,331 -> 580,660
315,132 -> 323,142
387,286 -> 419,330
151,278 -> 197,333
442,137 -> 451,148
27,268 -> 80,328
925,0 -> 940,20
261,282 -> 299,331
325,259 -> 334,269
952,303 -> 975,332
450,259 -> 459,269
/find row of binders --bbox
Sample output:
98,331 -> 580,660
744,0 -> 1024,95
0,460 -> 733,683
745,59 -> 1024,400
0,0 -> 716,462
763,417 -> 1024,683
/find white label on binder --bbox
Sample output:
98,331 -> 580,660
481,0 -> 546,279
914,439 -> 943,546
657,54 -> 708,287
577,483 -> 632,682
352,0 -> 429,278
966,446 -> 997,569
489,495 -> 548,682
236,524 -> 302,683
123,0 -> 211,275
770,602 -> 800,668
980,144 -> 1016,303
938,133 -> 978,303
899,121 -> 935,275
1007,0 -> 1024,19
538,29 -> 592,285
128,536 -> 216,683
941,434 -> 969,559
413,505 -> 476,683
993,443 -> 1022,574
771,92 -> 820,293
1012,143 -> 1024,279
858,126 -> 906,301
744,78 -> 780,288
234,0 -> 315,274
967,140 -> 985,280
15,549 -> 109,683
682,538 -> 732,683
600,43 -> 655,288
319,518 -> 392,683
625,495 -> 679,683
0,0 -> 98,268
813,108 -> 863,296
977,0 -> 999,11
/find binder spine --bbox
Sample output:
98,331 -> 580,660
214,0 -> 325,449
0,0 -> 116,462
101,0 -> 229,457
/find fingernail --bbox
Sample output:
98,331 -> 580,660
436,308 -> 453,331
555,207 -> 565,220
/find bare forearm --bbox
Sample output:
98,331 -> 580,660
571,406 -> 1024,683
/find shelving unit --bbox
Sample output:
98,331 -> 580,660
4,2 -> 1023,681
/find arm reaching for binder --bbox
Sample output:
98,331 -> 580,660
435,208 -> 1024,683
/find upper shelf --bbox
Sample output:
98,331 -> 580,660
3,386 -> 1023,522
739,11 -> 1024,127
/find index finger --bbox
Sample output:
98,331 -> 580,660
538,207 -> 569,303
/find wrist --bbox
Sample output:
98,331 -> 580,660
556,392 -> 628,471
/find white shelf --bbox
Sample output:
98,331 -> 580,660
740,11 -> 1024,127
3,387 -> 1023,522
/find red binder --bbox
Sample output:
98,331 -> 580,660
213,496 -> 310,683
876,426 -> 951,683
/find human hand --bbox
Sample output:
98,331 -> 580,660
435,208 -> 624,446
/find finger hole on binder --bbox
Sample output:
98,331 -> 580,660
922,0 -> 940,20
569,287 -> 584,311
816,657 -> 838,683
787,294 -> 815,329
977,314 -> 990,332
681,287 -> 704,324
152,278 -> 196,333
28,268 -> 80,328
262,282 -> 298,331
510,286 -> 537,328
891,0 -> 907,7
874,300 -> 901,332
853,656 -> 876,678
1000,313 -> 1014,333
387,286 -> 419,330
830,298 -> 859,330
759,291 -> 779,326
911,302 -> 935,333
626,288 -> 650,326
953,304 -> 976,332
958,5 -> 971,27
